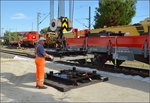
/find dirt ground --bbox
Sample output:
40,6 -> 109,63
1,54 -> 150,102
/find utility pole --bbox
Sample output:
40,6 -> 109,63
89,6 -> 91,30
32,22 -> 33,31
37,12 -> 41,34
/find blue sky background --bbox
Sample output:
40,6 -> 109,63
1,0 -> 149,36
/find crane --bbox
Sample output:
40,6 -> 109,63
49,0 -> 74,50
49,0 -> 74,32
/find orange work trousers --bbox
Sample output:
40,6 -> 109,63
35,58 -> 45,87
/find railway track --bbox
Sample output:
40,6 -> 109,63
55,61 -> 150,78
0,49 -> 35,58
1,49 -> 149,77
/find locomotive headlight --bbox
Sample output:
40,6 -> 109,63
32,36 -> 35,39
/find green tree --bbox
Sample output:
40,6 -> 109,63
4,31 -> 10,44
94,0 -> 137,28
4,31 -> 22,45
10,32 -> 18,41
40,27 -> 50,34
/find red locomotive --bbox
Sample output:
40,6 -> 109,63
10,31 -> 39,47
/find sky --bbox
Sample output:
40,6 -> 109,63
1,0 -> 149,36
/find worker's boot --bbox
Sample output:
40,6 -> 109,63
38,86 -> 47,89
36,85 -> 39,88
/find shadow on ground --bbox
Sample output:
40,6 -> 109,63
1,72 -> 60,102
1,73 -> 36,88
45,62 -> 150,93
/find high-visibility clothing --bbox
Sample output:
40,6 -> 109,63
35,57 -> 45,86
35,43 -> 45,87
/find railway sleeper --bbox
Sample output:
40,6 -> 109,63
44,67 -> 108,92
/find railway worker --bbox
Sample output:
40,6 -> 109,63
55,31 -> 60,48
35,37 -> 54,89
17,41 -> 21,49
56,30 -> 66,50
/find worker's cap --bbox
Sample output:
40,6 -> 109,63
38,37 -> 46,41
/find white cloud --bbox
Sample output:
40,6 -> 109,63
11,13 -> 28,20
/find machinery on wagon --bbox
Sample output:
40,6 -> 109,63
42,20 -> 150,49
45,0 -> 150,68
45,19 -> 150,68
41,0 -> 108,91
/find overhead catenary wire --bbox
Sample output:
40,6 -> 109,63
39,12 -> 50,24
75,19 -> 89,28
74,17 -> 95,29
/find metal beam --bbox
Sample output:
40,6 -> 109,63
58,0 -> 65,18
50,0 -> 54,20
69,0 -> 74,22
89,6 -> 91,30
37,12 -> 41,34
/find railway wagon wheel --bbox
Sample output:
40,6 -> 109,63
24,42 -> 29,47
78,59 -> 86,64
112,60 -> 125,67
91,54 -> 108,69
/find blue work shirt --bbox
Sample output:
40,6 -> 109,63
35,43 -> 45,57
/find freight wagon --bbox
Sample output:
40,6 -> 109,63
65,32 -> 150,67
